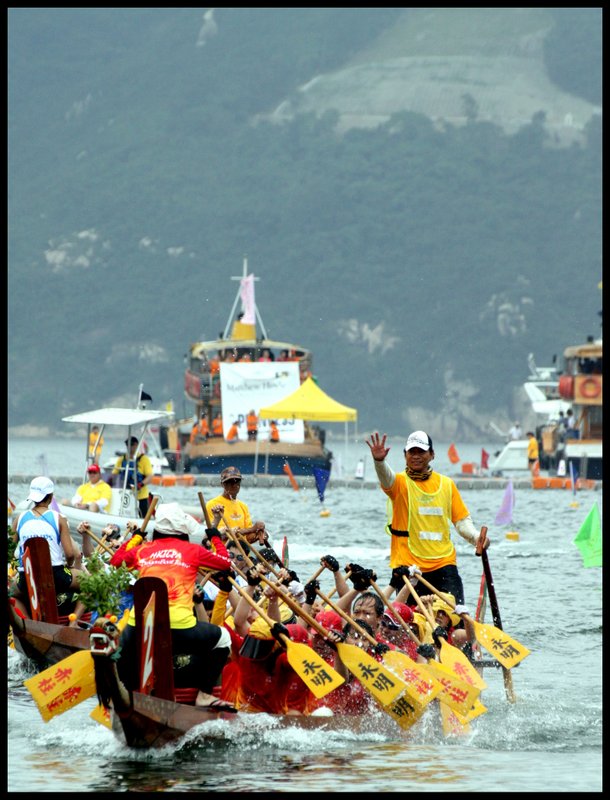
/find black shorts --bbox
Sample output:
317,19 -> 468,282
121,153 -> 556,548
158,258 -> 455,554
18,564 -> 73,598
528,458 -> 537,464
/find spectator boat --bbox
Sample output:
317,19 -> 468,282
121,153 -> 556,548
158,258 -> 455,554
159,260 -> 333,477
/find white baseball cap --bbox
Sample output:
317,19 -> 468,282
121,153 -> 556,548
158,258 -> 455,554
404,431 -> 433,452
27,476 -> 55,503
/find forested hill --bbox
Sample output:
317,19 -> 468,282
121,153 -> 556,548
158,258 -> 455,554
8,8 -> 602,440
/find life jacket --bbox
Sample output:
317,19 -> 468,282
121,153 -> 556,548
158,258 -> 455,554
117,454 -> 146,487
270,423 -> 279,442
247,414 -> 258,433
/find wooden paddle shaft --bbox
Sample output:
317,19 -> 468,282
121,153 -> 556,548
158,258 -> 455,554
368,578 -> 421,645
197,491 -> 212,528
314,587 -> 377,647
401,575 -> 437,629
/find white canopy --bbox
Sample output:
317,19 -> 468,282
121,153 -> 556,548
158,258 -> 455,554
62,408 -> 174,427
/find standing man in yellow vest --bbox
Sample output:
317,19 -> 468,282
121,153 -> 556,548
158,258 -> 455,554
526,431 -> 540,477
365,430 -> 489,605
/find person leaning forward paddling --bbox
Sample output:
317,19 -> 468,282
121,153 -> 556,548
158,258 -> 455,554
366,430 -> 490,605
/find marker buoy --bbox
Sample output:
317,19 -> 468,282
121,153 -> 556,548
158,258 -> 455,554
505,531 -> 520,541
320,509 -> 331,517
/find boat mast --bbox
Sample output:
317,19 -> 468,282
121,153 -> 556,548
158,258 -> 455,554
222,257 -> 268,340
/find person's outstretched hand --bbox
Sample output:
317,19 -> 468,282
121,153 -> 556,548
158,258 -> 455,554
365,432 -> 390,462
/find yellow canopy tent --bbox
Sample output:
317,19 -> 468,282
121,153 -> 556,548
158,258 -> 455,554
258,377 -> 357,423
258,377 -> 357,474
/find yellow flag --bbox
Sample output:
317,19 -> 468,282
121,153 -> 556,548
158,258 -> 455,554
90,703 -> 112,728
423,659 -> 480,717
24,650 -> 96,722
439,638 -> 487,691
336,642 -> 408,705
472,620 -> 530,669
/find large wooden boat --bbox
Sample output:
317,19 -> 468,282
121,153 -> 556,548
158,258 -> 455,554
159,259 -> 333,477
90,576 -> 394,749
8,537 -> 91,667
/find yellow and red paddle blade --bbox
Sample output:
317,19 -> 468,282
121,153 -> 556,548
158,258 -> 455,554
90,703 -> 112,728
283,637 -> 345,699
336,642 -> 408,705
423,659 -> 480,717
24,650 -> 96,722
440,700 -> 471,737
472,620 -> 530,669
439,638 -> 487,691
382,649 -> 442,709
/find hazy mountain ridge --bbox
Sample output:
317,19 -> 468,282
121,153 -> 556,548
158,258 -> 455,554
8,8 -> 602,441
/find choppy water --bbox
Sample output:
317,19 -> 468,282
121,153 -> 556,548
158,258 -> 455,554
7,438 -> 603,792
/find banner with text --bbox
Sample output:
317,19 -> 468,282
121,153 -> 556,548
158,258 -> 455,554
220,362 -> 304,442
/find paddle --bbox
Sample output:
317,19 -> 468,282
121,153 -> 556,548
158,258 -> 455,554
313,584 -> 436,715
264,579 -> 417,715
476,526 -> 518,703
396,575 -> 487,692
227,575 -> 345,699
416,567 -> 530,672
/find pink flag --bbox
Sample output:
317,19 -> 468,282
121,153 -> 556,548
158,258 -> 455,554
240,274 -> 256,324
494,480 -> 514,525
50,497 -> 62,513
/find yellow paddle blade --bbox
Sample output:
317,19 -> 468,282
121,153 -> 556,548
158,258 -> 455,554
440,701 -> 471,736
284,638 -> 345,699
24,650 -> 96,721
439,638 -> 487,691
336,642 -> 408,705
472,620 -> 530,669
380,692 -> 426,731
423,659 -> 480,717
382,649 -> 442,708
456,697 -> 488,724
90,703 -> 112,728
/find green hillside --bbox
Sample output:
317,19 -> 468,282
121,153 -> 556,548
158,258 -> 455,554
8,8 -> 601,440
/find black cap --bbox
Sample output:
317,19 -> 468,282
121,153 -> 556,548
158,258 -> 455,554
125,436 -> 139,445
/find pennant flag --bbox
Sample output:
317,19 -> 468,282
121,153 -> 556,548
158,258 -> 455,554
573,502 -> 602,567
240,274 -> 256,324
283,462 -> 300,491
165,399 -> 174,413
481,449 -> 489,470
24,651 -> 96,721
494,480 -> 514,526
50,496 -> 62,514
448,444 -> 460,464
312,467 -> 331,503
140,389 -> 153,403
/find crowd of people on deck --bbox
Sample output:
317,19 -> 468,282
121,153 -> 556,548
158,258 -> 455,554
9,428 -> 491,718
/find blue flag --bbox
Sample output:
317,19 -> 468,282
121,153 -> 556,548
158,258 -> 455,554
573,502 -> 602,567
312,467 -> 331,503
494,480 -> 514,525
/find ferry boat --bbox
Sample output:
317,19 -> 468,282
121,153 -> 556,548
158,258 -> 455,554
556,336 -> 602,480
490,336 -> 602,479
160,260 -> 333,476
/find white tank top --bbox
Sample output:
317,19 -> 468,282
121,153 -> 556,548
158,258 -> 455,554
16,509 -> 65,571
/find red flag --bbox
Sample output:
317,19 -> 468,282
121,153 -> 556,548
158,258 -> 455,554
448,443 -> 460,464
481,449 -> 489,470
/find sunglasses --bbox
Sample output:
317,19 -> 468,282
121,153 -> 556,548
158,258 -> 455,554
224,479 -> 241,485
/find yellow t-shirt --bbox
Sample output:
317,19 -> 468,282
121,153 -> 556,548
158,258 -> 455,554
382,471 -> 469,571
527,437 -> 539,460
88,432 -> 104,458
206,494 -> 253,532
74,480 -> 112,511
